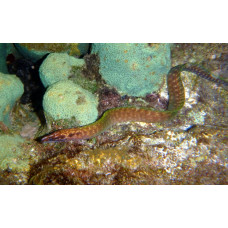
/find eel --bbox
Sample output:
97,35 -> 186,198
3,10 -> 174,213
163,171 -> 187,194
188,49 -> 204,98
41,63 -> 227,143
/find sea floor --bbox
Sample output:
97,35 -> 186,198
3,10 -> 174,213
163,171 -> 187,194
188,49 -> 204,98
0,43 -> 227,185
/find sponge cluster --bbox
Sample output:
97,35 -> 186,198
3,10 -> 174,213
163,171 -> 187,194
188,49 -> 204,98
40,53 -> 98,126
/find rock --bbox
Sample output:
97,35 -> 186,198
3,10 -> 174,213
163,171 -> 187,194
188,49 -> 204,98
0,134 -> 29,172
92,43 -> 171,97
29,125 -> 228,184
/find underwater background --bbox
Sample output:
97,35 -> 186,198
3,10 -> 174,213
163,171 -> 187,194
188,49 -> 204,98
0,43 -> 227,185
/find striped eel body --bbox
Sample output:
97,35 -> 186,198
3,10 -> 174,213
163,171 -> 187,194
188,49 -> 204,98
41,63 -> 227,143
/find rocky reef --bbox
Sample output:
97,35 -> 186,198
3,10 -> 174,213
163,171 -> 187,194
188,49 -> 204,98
0,43 -> 227,185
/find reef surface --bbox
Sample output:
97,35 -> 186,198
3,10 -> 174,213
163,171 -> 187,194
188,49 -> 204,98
0,43 -> 227,185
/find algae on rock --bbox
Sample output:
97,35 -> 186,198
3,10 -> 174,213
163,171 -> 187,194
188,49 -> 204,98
0,134 -> 29,172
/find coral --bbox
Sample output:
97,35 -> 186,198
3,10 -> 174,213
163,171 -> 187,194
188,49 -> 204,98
0,72 -> 24,126
14,43 -> 89,62
43,80 -> 98,127
0,43 -> 226,185
37,44 -> 228,185
92,43 -> 171,96
39,53 -> 85,88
